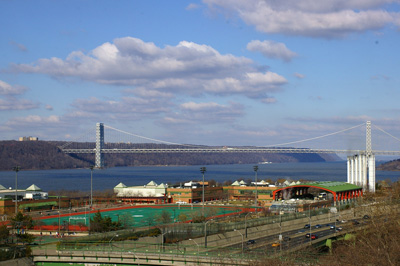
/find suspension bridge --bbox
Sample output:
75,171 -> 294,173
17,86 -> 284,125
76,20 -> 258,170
59,121 -> 400,193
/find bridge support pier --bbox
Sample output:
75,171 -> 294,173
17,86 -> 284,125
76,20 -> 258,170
347,154 -> 375,192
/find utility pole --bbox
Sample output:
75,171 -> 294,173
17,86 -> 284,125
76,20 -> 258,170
13,166 -> 20,214
253,165 -> 259,210
200,167 -> 206,217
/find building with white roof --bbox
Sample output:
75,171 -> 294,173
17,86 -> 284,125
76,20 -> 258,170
114,181 -> 168,204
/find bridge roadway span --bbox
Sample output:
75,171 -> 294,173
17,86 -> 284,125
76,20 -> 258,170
62,147 -> 400,155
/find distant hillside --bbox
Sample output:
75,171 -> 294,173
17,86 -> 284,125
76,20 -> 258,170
0,141 -> 91,170
377,159 -> 400,171
0,140 -> 341,171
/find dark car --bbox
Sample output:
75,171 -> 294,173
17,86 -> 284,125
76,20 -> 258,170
246,240 -> 255,245
304,224 -> 311,229
305,233 -> 311,238
315,224 -> 321,228
352,220 -> 360,225
363,215 -> 370,219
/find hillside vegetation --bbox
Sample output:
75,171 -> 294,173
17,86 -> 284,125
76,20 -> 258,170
377,159 -> 400,171
0,140 -> 340,171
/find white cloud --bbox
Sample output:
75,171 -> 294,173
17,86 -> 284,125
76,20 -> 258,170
0,80 -> 38,111
294,73 -> 305,79
0,80 -> 28,95
10,41 -> 27,52
0,98 -> 38,111
161,101 -> 244,125
204,0 -> 400,38
247,40 -> 297,62
12,37 -> 287,99
186,3 -> 200,10
5,115 -> 60,126
261,97 -> 277,104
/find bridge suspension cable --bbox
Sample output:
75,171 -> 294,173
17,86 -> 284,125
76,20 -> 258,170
59,126 -> 96,150
373,124 -> 400,143
261,123 -> 365,148
104,125 -> 203,148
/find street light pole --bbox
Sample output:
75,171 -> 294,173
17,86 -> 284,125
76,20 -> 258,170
200,167 -> 206,217
189,238 -> 200,254
245,212 -> 253,238
13,166 -> 20,214
204,219 -> 213,248
309,205 -> 312,246
90,166 -> 94,209
253,165 -> 258,211
234,229 -> 244,255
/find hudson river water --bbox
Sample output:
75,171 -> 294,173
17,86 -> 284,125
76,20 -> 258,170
0,162 -> 399,192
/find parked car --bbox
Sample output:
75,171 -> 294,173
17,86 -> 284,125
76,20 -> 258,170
330,225 -> 336,229
304,224 -> 311,229
315,224 -> 321,228
305,233 -> 311,238
246,240 -> 255,245
363,215 -> 370,219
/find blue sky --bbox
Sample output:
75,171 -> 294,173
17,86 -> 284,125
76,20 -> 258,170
1,0 -> 400,150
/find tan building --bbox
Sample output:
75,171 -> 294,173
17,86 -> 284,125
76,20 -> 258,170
167,183 -> 223,204
223,180 -> 277,206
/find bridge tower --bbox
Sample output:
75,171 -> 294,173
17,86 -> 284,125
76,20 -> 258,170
95,123 -> 104,168
347,121 -> 375,192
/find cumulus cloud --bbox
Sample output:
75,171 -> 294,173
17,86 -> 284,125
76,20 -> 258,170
247,40 -> 297,62
70,96 -> 171,119
0,80 -> 39,111
0,80 -> 28,95
0,98 -> 39,111
5,115 -> 60,127
12,37 -> 287,99
204,0 -> 400,38
10,41 -> 27,52
161,101 -> 244,125
261,97 -> 277,104
186,3 -> 200,10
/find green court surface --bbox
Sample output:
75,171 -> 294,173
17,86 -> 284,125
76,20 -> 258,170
39,205 -> 242,228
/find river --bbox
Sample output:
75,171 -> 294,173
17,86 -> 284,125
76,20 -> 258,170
0,162 -> 399,192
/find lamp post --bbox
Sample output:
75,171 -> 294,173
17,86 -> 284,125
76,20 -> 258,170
109,234 -> 118,255
253,165 -> 258,211
109,234 -> 119,245
58,196 -> 61,236
161,231 -> 167,252
13,166 -> 20,214
308,205 -> 311,245
234,229 -> 244,255
245,212 -> 253,238
200,167 -> 206,217
204,219 -> 213,248
90,166 -> 94,209
189,238 -> 200,254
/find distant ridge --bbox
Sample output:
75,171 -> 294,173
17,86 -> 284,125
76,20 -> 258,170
0,140 -> 341,171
